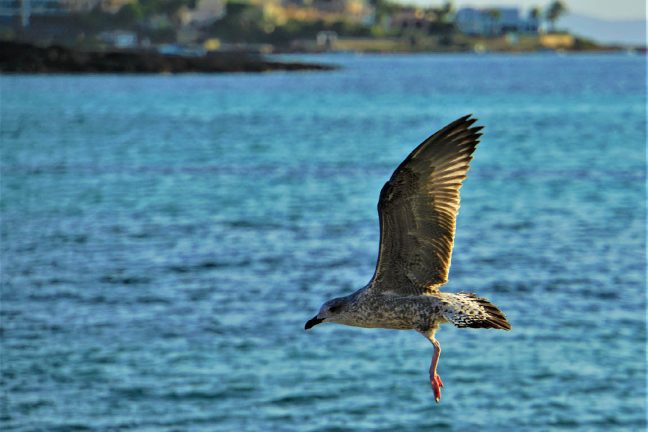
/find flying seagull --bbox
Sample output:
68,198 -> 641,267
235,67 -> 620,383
305,115 -> 511,402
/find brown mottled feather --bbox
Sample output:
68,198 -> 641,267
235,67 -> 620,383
369,115 -> 483,296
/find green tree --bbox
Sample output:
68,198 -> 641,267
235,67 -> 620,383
372,0 -> 400,24
114,3 -> 144,27
438,1 -> 454,23
546,0 -> 567,32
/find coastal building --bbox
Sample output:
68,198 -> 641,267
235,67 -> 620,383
312,0 -> 345,14
0,0 -> 131,26
187,0 -> 225,27
98,29 -> 137,47
280,0 -> 374,25
316,30 -> 337,48
390,7 -> 439,33
387,5 -> 455,37
100,0 -> 132,14
176,0 -> 225,28
456,7 -> 538,36
64,0 -> 100,12
322,0 -> 373,24
0,0 -> 22,19
539,32 -> 574,49
0,0 -> 64,27
0,0 -> 65,17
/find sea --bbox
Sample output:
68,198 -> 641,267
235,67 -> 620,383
1,53 -> 646,431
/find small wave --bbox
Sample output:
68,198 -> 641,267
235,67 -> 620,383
548,418 -> 580,428
225,220 -> 286,230
162,389 -> 229,401
134,295 -> 171,305
47,424 -> 94,432
487,281 -> 533,294
270,392 -> 339,406
494,221 -> 535,231
15,399 -> 53,413
168,259 -> 251,273
27,291 -> 82,302
111,386 -> 151,399
99,275 -> 152,285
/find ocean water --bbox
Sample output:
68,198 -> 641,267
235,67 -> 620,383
1,53 -> 645,431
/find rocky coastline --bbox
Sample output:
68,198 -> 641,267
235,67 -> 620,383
0,41 -> 335,74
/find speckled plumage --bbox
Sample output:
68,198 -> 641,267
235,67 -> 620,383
305,115 -> 511,402
317,288 -> 509,332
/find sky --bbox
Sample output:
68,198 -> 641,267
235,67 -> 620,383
408,0 -> 645,21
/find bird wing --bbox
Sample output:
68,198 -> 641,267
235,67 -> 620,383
368,115 -> 483,296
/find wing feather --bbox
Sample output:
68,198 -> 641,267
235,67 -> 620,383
368,115 -> 482,296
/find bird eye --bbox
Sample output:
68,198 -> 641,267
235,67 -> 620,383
330,305 -> 341,313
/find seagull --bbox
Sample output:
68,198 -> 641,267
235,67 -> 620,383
305,115 -> 511,403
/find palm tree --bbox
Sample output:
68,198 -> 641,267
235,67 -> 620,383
439,1 -> 454,22
546,0 -> 567,33
528,6 -> 542,32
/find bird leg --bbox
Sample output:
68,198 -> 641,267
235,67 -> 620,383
429,338 -> 443,403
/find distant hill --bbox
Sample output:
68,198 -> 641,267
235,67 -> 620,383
558,13 -> 646,46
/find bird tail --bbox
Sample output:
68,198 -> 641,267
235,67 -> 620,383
441,293 -> 512,330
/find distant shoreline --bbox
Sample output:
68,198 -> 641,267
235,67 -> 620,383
283,33 -> 641,55
0,41 -> 336,74
2,40 -> 641,76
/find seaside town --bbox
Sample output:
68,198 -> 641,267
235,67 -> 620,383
0,0 -> 617,53
1,0 -> 643,72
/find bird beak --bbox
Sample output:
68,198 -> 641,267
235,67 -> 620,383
304,315 -> 323,330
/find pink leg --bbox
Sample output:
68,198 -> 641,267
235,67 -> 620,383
429,338 -> 443,403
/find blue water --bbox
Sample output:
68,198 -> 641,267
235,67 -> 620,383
1,53 -> 646,431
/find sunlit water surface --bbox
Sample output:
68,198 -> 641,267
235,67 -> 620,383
1,53 -> 646,431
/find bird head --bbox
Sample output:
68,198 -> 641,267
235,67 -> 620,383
304,297 -> 348,330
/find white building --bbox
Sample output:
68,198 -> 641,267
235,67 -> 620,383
64,0 -> 100,12
0,0 -> 130,18
98,29 -> 137,47
176,0 -> 225,28
0,0 -> 66,27
100,0 -> 133,14
456,7 -> 537,36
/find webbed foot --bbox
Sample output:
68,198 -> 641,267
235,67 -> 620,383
430,373 -> 444,402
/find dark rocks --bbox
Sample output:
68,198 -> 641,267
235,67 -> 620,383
0,41 -> 336,74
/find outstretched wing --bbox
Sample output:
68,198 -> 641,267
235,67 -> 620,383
368,115 -> 483,296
